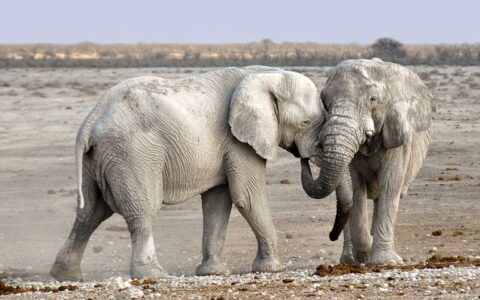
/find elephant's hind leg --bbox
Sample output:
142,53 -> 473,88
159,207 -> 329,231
196,185 -> 232,276
124,215 -> 166,279
107,161 -> 165,279
50,175 -> 113,281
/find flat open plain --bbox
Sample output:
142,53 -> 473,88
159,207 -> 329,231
0,66 -> 479,298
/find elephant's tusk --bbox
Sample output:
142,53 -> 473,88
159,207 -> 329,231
309,156 -> 322,168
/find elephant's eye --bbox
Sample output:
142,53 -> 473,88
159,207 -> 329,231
370,96 -> 378,103
301,120 -> 311,127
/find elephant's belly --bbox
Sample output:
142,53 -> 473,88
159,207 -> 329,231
161,165 -> 227,205
157,122 -> 229,205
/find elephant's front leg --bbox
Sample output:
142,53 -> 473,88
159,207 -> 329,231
226,151 -> 285,273
349,169 -> 373,263
367,150 -> 407,265
196,185 -> 233,276
237,193 -> 285,273
339,222 -> 355,264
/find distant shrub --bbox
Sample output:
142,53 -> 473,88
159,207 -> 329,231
370,38 -> 407,63
0,39 -> 480,68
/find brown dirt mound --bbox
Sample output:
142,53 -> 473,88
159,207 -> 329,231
315,255 -> 480,277
0,278 -> 161,296
0,280 -> 78,296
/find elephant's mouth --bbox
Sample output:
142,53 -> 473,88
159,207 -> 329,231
284,142 -> 300,158
359,135 -> 381,156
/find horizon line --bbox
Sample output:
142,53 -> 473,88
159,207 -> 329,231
2,41 -> 480,46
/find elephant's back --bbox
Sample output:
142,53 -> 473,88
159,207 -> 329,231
90,68 -> 253,135
89,69 -> 254,161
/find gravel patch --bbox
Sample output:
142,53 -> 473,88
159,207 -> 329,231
2,264 -> 480,299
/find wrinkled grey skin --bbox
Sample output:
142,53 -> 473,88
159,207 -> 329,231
301,59 -> 433,265
50,66 -> 326,281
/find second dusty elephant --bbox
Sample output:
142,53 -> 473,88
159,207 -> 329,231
301,59 -> 434,265
50,66 -> 327,281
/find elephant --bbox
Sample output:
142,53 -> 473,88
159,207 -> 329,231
300,58 -> 434,265
50,66 -> 327,281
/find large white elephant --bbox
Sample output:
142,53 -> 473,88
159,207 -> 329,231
50,66 -> 327,281
301,59 -> 433,265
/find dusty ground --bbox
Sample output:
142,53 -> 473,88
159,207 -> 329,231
0,66 -> 479,298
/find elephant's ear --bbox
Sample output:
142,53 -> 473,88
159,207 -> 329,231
382,64 -> 434,149
229,73 -> 282,161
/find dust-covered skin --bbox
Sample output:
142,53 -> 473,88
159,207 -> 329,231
48,66 -> 326,280
0,67 -> 479,297
301,59 -> 434,266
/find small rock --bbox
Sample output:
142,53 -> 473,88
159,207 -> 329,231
280,179 -> 291,184
130,279 -> 141,286
106,277 -> 131,289
432,230 -> 442,236
93,246 -> 103,253
47,189 -> 56,195
125,286 -> 144,298
452,230 -> 464,237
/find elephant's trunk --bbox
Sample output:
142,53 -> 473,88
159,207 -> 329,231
300,154 -> 344,199
301,114 -> 361,237
329,172 -> 353,241
301,116 -> 360,198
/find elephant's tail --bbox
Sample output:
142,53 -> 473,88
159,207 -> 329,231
75,122 -> 93,210
75,100 -> 106,209
74,81 -> 128,209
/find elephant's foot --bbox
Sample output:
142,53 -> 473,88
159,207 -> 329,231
49,261 -> 84,282
195,260 -> 230,276
338,243 -> 356,265
366,249 -> 403,266
353,248 -> 371,264
252,257 -> 286,273
352,236 -> 373,264
339,252 -> 356,265
131,262 -> 168,279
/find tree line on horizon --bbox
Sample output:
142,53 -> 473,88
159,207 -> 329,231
0,38 -> 479,68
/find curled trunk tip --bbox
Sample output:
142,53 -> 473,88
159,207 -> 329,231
300,158 -> 337,199
329,209 -> 351,241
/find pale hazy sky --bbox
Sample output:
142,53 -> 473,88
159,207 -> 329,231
2,0 -> 479,44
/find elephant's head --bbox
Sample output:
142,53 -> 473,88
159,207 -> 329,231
228,69 -> 326,162
301,59 -> 434,238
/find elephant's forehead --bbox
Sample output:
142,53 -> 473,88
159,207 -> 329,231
324,73 -> 370,98
333,64 -> 374,81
